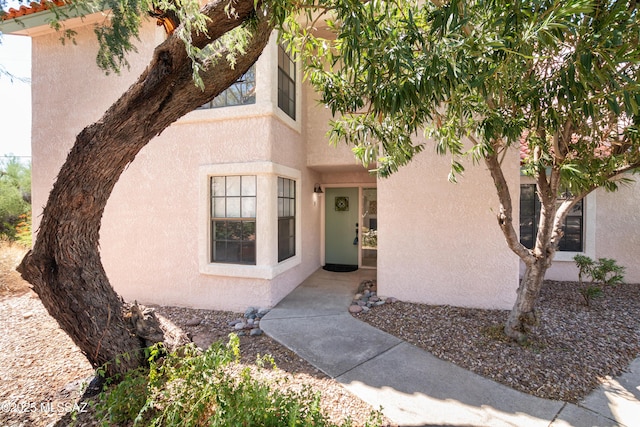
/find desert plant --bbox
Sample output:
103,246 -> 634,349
94,335 -> 382,427
573,255 -> 625,306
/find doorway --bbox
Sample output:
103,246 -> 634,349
323,186 -> 378,270
325,187 -> 359,269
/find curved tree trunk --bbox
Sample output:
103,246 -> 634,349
18,0 -> 273,378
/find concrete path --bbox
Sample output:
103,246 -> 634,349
260,268 -> 640,427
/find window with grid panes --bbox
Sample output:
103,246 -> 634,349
277,44 -> 296,120
199,65 -> 256,109
519,184 -> 584,252
278,177 -> 296,262
211,176 -> 257,264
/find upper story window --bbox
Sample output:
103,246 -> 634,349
199,65 -> 256,109
277,177 -> 296,262
277,44 -> 296,120
519,184 -> 584,252
211,175 -> 257,264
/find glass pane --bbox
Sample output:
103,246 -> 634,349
290,199 -> 295,216
242,176 -> 256,196
214,242 -> 227,262
290,179 -> 295,197
241,197 -> 256,218
227,197 -> 241,217
241,242 -> 256,264
278,198 -> 284,217
361,188 -> 378,267
227,221 -> 242,241
225,243 -> 241,263
278,177 -> 284,197
226,176 -> 241,196
213,197 -> 226,218
568,200 -> 583,217
212,177 -> 225,197
243,221 -> 256,241
213,221 -> 227,240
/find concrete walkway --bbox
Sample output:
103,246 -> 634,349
260,268 -> 640,427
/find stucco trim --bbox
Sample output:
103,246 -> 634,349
198,161 -> 302,280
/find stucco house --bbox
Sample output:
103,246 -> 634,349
2,4 -> 639,313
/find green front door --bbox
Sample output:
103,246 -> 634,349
325,187 -> 359,266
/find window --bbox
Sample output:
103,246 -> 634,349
277,44 -> 296,120
211,176 -> 257,264
278,177 -> 296,262
199,65 -> 256,109
519,184 -> 584,252
200,162 -> 301,279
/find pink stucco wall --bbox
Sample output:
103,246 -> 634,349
30,21 -> 323,311
377,147 -> 521,310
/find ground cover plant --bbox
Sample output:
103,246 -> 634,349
95,335 -> 383,427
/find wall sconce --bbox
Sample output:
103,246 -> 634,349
313,184 -> 323,194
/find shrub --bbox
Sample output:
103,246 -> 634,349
94,335 -> 382,427
573,255 -> 625,306
0,157 -> 31,243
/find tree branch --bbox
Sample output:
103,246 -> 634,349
485,150 -> 533,263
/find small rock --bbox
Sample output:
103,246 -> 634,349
375,300 -> 385,306
369,296 -> 380,303
361,306 -> 370,313
23,312 -> 33,319
228,318 -> 244,326
387,297 -> 398,303
357,300 -> 367,306
234,322 -> 246,330
349,305 -> 363,314
257,308 -> 270,316
247,318 -> 255,326
250,328 -> 263,336
244,307 -> 257,317
185,317 -> 202,327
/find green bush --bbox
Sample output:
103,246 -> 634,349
573,255 -> 625,306
94,335 -> 383,427
0,157 -> 31,243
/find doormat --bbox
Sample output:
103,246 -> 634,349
323,264 -> 359,273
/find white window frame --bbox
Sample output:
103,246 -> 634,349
519,177 -> 596,261
199,162 -> 301,279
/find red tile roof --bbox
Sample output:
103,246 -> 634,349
2,0 -> 66,21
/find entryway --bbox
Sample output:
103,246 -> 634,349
323,186 -> 377,271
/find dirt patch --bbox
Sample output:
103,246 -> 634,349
0,241 -> 30,297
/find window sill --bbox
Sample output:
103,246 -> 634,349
199,255 -> 301,280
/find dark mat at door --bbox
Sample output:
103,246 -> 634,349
323,264 -> 358,273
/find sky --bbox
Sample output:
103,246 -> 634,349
0,33 -> 32,161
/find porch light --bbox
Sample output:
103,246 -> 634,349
313,184 -> 323,194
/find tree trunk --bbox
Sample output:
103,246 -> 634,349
484,149 -> 561,343
504,259 -> 548,343
18,0 -> 273,378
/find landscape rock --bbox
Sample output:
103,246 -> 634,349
349,305 -> 363,314
185,317 -> 202,327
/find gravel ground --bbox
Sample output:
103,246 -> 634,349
1,244 -> 639,426
355,280 -> 640,403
